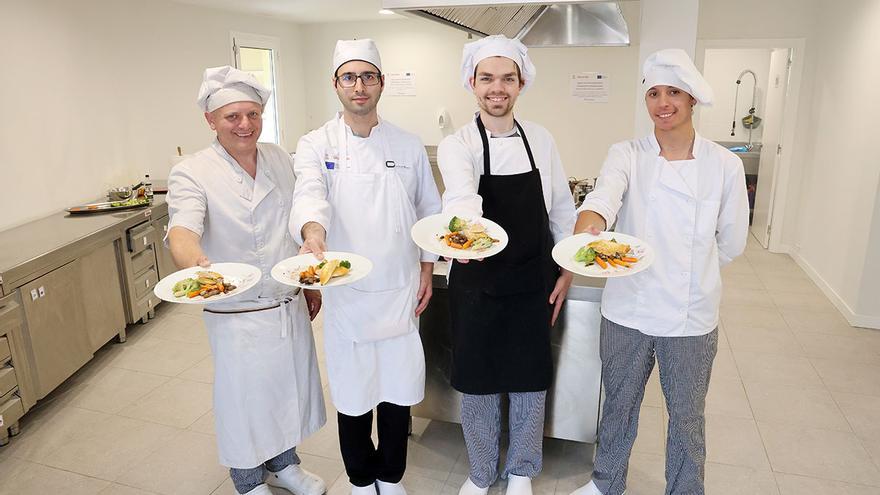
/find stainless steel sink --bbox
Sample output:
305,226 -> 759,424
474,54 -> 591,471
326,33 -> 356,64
716,141 -> 761,175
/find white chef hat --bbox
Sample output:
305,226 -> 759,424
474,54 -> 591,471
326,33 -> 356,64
460,34 -> 536,93
642,48 -> 714,106
332,39 -> 382,75
196,66 -> 271,113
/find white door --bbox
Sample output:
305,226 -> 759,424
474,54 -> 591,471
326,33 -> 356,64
751,48 -> 791,247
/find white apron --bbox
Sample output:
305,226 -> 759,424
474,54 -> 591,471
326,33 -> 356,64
321,115 -> 426,416
169,143 -> 326,468
204,295 -> 326,468
322,116 -> 421,343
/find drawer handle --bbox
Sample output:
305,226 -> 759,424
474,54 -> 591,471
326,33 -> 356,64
145,279 -> 150,287
142,236 -> 148,246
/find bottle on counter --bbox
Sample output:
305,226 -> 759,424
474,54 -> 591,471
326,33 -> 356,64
144,174 -> 153,200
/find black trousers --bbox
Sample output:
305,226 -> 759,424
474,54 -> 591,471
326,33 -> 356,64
337,402 -> 410,487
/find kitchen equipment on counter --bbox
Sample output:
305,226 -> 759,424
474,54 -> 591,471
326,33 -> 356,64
66,197 -> 153,215
108,187 -> 132,202
570,177 -> 595,207
107,179 -> 148,201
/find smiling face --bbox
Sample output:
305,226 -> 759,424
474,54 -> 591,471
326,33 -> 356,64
645,85 -> 697,132
205,101 -> 263,156
470,56 -> 523,119
333,60 -> 383,117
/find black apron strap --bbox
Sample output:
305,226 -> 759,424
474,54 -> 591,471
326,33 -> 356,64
514,120 -> 538,172
476,115 -> 492,176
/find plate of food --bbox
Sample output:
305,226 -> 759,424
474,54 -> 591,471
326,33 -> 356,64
153,262 -> 261,304
410,214 -> 508,260
271,252 -> 373,289
552,232 -> 654,278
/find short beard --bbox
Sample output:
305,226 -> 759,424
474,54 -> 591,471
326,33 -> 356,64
478,97 -> 513,118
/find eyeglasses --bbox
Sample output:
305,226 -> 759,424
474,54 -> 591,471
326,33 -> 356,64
335,71 -> 381,88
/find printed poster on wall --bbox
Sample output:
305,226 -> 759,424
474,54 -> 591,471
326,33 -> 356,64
385,72 -> 417,96
571,72 -> 609,102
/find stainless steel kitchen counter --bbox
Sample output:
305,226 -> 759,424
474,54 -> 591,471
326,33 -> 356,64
0,197 -> 167,295
414,262 -> 604,443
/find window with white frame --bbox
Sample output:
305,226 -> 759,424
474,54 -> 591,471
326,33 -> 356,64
231,32 -> 282,145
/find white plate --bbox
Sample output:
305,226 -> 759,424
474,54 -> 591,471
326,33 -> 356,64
153,262 -> 261,304
552,232 -> 655,278
410,213 -> 508,260
271,251 -> 373,289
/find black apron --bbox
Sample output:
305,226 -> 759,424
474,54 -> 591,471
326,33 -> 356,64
448,116 -> 559,395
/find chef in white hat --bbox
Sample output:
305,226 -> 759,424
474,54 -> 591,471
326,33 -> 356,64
167,65 -> 327,495
569,48 -> 749,495
437,34 -> 575,495
289,40 -> 441,495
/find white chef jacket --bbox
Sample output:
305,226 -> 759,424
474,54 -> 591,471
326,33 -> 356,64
167,139 -> 301,310
165,140 -> 325,467
580,132 -> 750,337
437,117 -> 576,244
290,116 -> 441,259
289,115 -> 441,416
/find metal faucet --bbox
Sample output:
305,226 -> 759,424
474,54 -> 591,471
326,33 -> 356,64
731,69 -> 759,149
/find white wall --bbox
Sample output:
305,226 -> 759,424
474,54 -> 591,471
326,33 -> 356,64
299,4 -> 642,181
0,0 -> 307,231
789,0 -> 880,326
698,48 -> 771,143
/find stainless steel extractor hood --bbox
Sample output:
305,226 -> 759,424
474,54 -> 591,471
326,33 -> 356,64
382,1 -> 630,47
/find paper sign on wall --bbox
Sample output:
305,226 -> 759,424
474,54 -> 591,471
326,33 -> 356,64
385,72 -> 417,96
571,72 -> 609,102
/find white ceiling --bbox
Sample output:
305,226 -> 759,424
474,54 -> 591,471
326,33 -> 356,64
167,0 -> 401,23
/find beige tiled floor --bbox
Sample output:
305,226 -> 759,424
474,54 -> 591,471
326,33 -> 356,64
2,234 -> 880,494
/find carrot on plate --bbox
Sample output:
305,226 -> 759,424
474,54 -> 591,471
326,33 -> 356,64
595,257 -> 608,269
622,257 -> 638,263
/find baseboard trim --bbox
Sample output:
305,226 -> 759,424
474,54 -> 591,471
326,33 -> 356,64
790,252 -> 880,330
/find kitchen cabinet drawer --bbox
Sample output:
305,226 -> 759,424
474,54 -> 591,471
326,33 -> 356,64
134,293 -> 158,321
127,223 -> 157,255
0,336 -> 9,364
0,294 -> 34,412
131,246 -> 157,275
134,268 -> 158,299
0,366 -> 16,397
0,386 -> 16,405
0,396 -> 24,429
